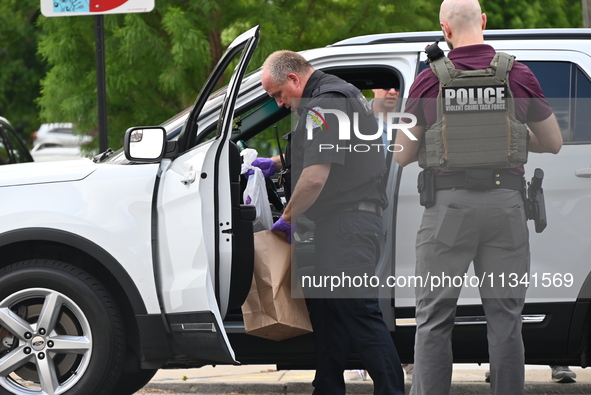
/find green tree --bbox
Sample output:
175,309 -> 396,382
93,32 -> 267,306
482,0 -> 582,29
0,0 -> 47,141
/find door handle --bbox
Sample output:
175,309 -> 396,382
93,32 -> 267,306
181,167 -> 196,185
575,167 -> 591,178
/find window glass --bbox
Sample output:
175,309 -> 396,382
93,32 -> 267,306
524,61 -> 591,143
522,61 -> 573,142
418,61 -> 429,73
524,61 -> 571,98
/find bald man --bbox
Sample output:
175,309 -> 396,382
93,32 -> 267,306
395,1 -> 562,395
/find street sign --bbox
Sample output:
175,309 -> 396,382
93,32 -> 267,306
41,0 -> 154,17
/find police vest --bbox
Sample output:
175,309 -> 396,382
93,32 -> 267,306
418,52 -> 529,171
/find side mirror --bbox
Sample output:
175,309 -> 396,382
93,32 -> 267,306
124,126 -> 166,162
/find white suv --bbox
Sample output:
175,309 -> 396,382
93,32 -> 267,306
0,26 -> 590,394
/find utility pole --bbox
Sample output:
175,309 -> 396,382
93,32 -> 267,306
95,15 -> 108,153
584,0 -> 591,28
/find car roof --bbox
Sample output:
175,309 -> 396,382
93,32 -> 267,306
331,28 -> 591,47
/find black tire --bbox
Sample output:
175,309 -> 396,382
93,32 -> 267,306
0,259 -> 126,395
112,368 -> 158,394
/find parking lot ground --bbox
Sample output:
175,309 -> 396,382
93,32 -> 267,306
139,364 -> 591,394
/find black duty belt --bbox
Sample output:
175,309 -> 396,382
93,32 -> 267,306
434,171 -> 525,191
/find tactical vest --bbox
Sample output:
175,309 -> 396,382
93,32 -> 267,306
418,52 -> 529,171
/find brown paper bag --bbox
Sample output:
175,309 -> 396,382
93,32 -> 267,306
241,230 -> 313,341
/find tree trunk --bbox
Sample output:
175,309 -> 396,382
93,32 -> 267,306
584,0 -> 591,28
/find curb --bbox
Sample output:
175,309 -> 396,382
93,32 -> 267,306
144,381 -> 591,394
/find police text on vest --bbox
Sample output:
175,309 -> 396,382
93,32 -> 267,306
442,85 -> 507,113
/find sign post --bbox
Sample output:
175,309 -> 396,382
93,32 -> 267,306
95,15 -> 108,153
41,1 -> 155,153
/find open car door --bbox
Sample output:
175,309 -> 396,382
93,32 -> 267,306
154,26 -> 259,365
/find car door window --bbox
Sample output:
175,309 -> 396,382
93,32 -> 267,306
522,61 -> 591,143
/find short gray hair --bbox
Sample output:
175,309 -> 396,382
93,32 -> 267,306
263,50 -> 313,84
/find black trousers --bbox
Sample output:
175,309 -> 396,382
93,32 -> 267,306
308,211 -> 404,395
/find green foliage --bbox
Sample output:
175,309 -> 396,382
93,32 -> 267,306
482,0 -> 582,29
5,0 -> 586,152
0,0 -> 47,140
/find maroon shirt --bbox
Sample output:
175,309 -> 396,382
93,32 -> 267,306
405,45 -> 553,175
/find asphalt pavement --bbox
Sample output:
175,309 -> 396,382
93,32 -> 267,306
137,364 -> 591,394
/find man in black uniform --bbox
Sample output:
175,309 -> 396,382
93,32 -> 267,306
261,50 -> 404,395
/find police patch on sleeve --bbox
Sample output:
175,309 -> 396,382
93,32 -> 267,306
305,106 -> 327,131
442,85 -> 508,113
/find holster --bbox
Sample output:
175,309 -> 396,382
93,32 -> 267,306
525,168 -> 547,233
531,192 -> 547,233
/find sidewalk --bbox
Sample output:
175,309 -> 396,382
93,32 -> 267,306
143,364 -> 591,394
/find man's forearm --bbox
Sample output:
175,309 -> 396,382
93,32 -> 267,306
394,125 -> 424,166
282,163 -> 331,223
528,114 -> 563,154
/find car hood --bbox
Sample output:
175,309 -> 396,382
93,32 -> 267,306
0,159 -> 97,187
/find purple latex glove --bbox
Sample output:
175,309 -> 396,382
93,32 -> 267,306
246,158 -> 276,178
271,217 -> 293,244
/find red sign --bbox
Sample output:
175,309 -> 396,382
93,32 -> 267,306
91,0 -> 129,12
